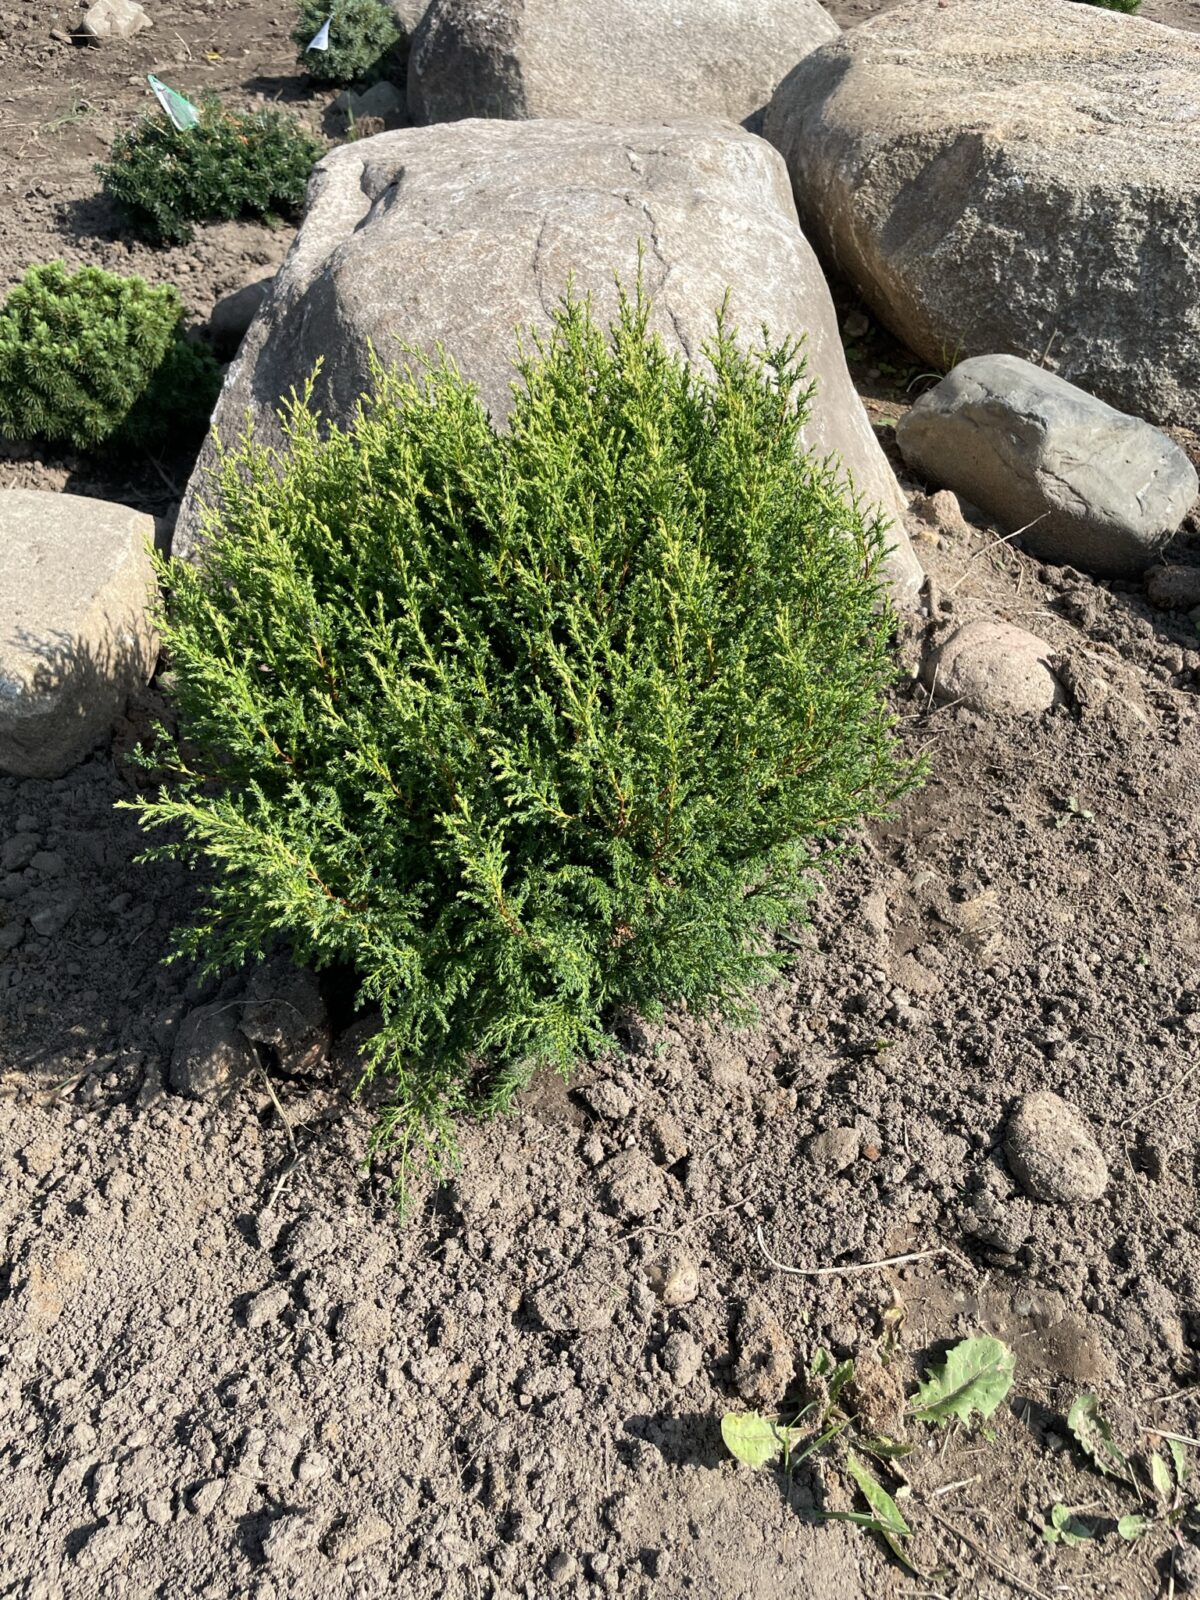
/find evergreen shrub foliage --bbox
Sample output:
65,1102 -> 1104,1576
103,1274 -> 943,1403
0,261 -> 221,451
132,285 -> 913,1187
98,97 -> 323,246
293,0 -> 404,83
1072,0 -> 1139,10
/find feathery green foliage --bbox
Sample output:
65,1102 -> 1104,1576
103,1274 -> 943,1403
98,95 -> 323,246
1071,0 -> 1140,11
131,284 -> 914,1190
0,261 -> 220,451
294,0 -> 404,83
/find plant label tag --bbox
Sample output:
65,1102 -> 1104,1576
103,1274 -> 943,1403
147,73 -> 200,132
307,16 -> 332,50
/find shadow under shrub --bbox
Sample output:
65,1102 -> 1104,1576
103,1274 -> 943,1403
98,95 -> 323,246
131,286 -> 915,1189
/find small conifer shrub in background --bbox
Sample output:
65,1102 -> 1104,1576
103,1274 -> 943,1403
1071,0 -> 1139,10
98,96 -> 324,246
0,262 -> 221,451
131,284 -> 915,1189
293,0 -> 404,83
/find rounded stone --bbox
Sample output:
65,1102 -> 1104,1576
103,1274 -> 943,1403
1005,1090 -> 1109,1204
922,619 -> 1062,717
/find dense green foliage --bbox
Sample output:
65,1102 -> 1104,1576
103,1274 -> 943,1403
0,262 -> 220,451
98,96 -> 323,246
293,0 -> 404,83
132,287 -> 913,1187
1071,0 -> 1140,11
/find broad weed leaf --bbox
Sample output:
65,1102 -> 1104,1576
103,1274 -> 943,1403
910,1335 -> 1015,1427
1067,1394 -> 1132,1483
721,1412 -> 792,1469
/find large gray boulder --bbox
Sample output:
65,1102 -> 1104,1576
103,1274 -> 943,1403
175,119 -> 922,602
762,0 -> 1200,428
408,0 -> 838,131
0,490 -> 157,779
897,356 -> 1198,577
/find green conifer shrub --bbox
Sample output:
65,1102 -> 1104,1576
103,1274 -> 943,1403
293,0 -> 404,83
98,97 -> 323,246
0,262 -> 221,452
131,285 -> 914,1188
1072,0 -> 1139,10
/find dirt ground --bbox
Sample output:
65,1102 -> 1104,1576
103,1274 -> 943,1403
2,4 -> 1200,1599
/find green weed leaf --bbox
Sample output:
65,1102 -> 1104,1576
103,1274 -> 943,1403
910,1336 -> 1015,1427
1117,1513 -> 1151,1542
1167,1438 -> 1190,1486
721,1413 -> 793,1469
1042,1504 -> 1096,1547
856,1434 -> 915,1462
827,1358 -> 856,1410
1067,1394 -> 1132,1483
827,1451 -> 918,1572
1148,1451 -> 1173,1502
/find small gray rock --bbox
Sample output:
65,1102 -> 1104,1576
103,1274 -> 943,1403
962,1187 -> 1032,1256
922,619 -> 1062,717
804,1126 -> 860,1173
244,1284 -> 291,1330
0,920 -> 25,951
732,1297 -> 794,1406
897,356 -> 1197,577
1005,1090 -> 1109,1204
579,1078 -> 633,1120
546,1552 -> 578,1587
169,1003 -> 257,1098
644,1251 -> 699,1307
78,0 -> 151,40
597,1148 -> 667,1221
29,886 -> 81,938
325,1510 -> 392,1564
1175,1541 -> 1200,1593
334,80 -> 405,125
2,833 -> 39,871
660,1331 -> 702,1388
240,959 -> 330,1076
262,1510 -> 317,1569
188,1478 -> 225,1516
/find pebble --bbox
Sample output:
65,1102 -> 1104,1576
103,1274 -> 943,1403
804,1126 -> 860,1173
2,834 -> 39,871
732,1298 -> 794,1405
1005,1090 -> 1109,1204
644,1251 -> 699,1307
170,1003 -> 257,1099
244,1285 -> 291,1330
597,1149 -> 667,1221
546,1552 -> 578,1586
579,1079 -> 634,1120
962,1187 -> 1032,1256
189,1478 -> 224,1517
29,888 -> 81,938
326,1511 -> 392,1563
659,1331 -> 702,1388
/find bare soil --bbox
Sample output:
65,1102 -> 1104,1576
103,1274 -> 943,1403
2,5 -> 1199,1599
